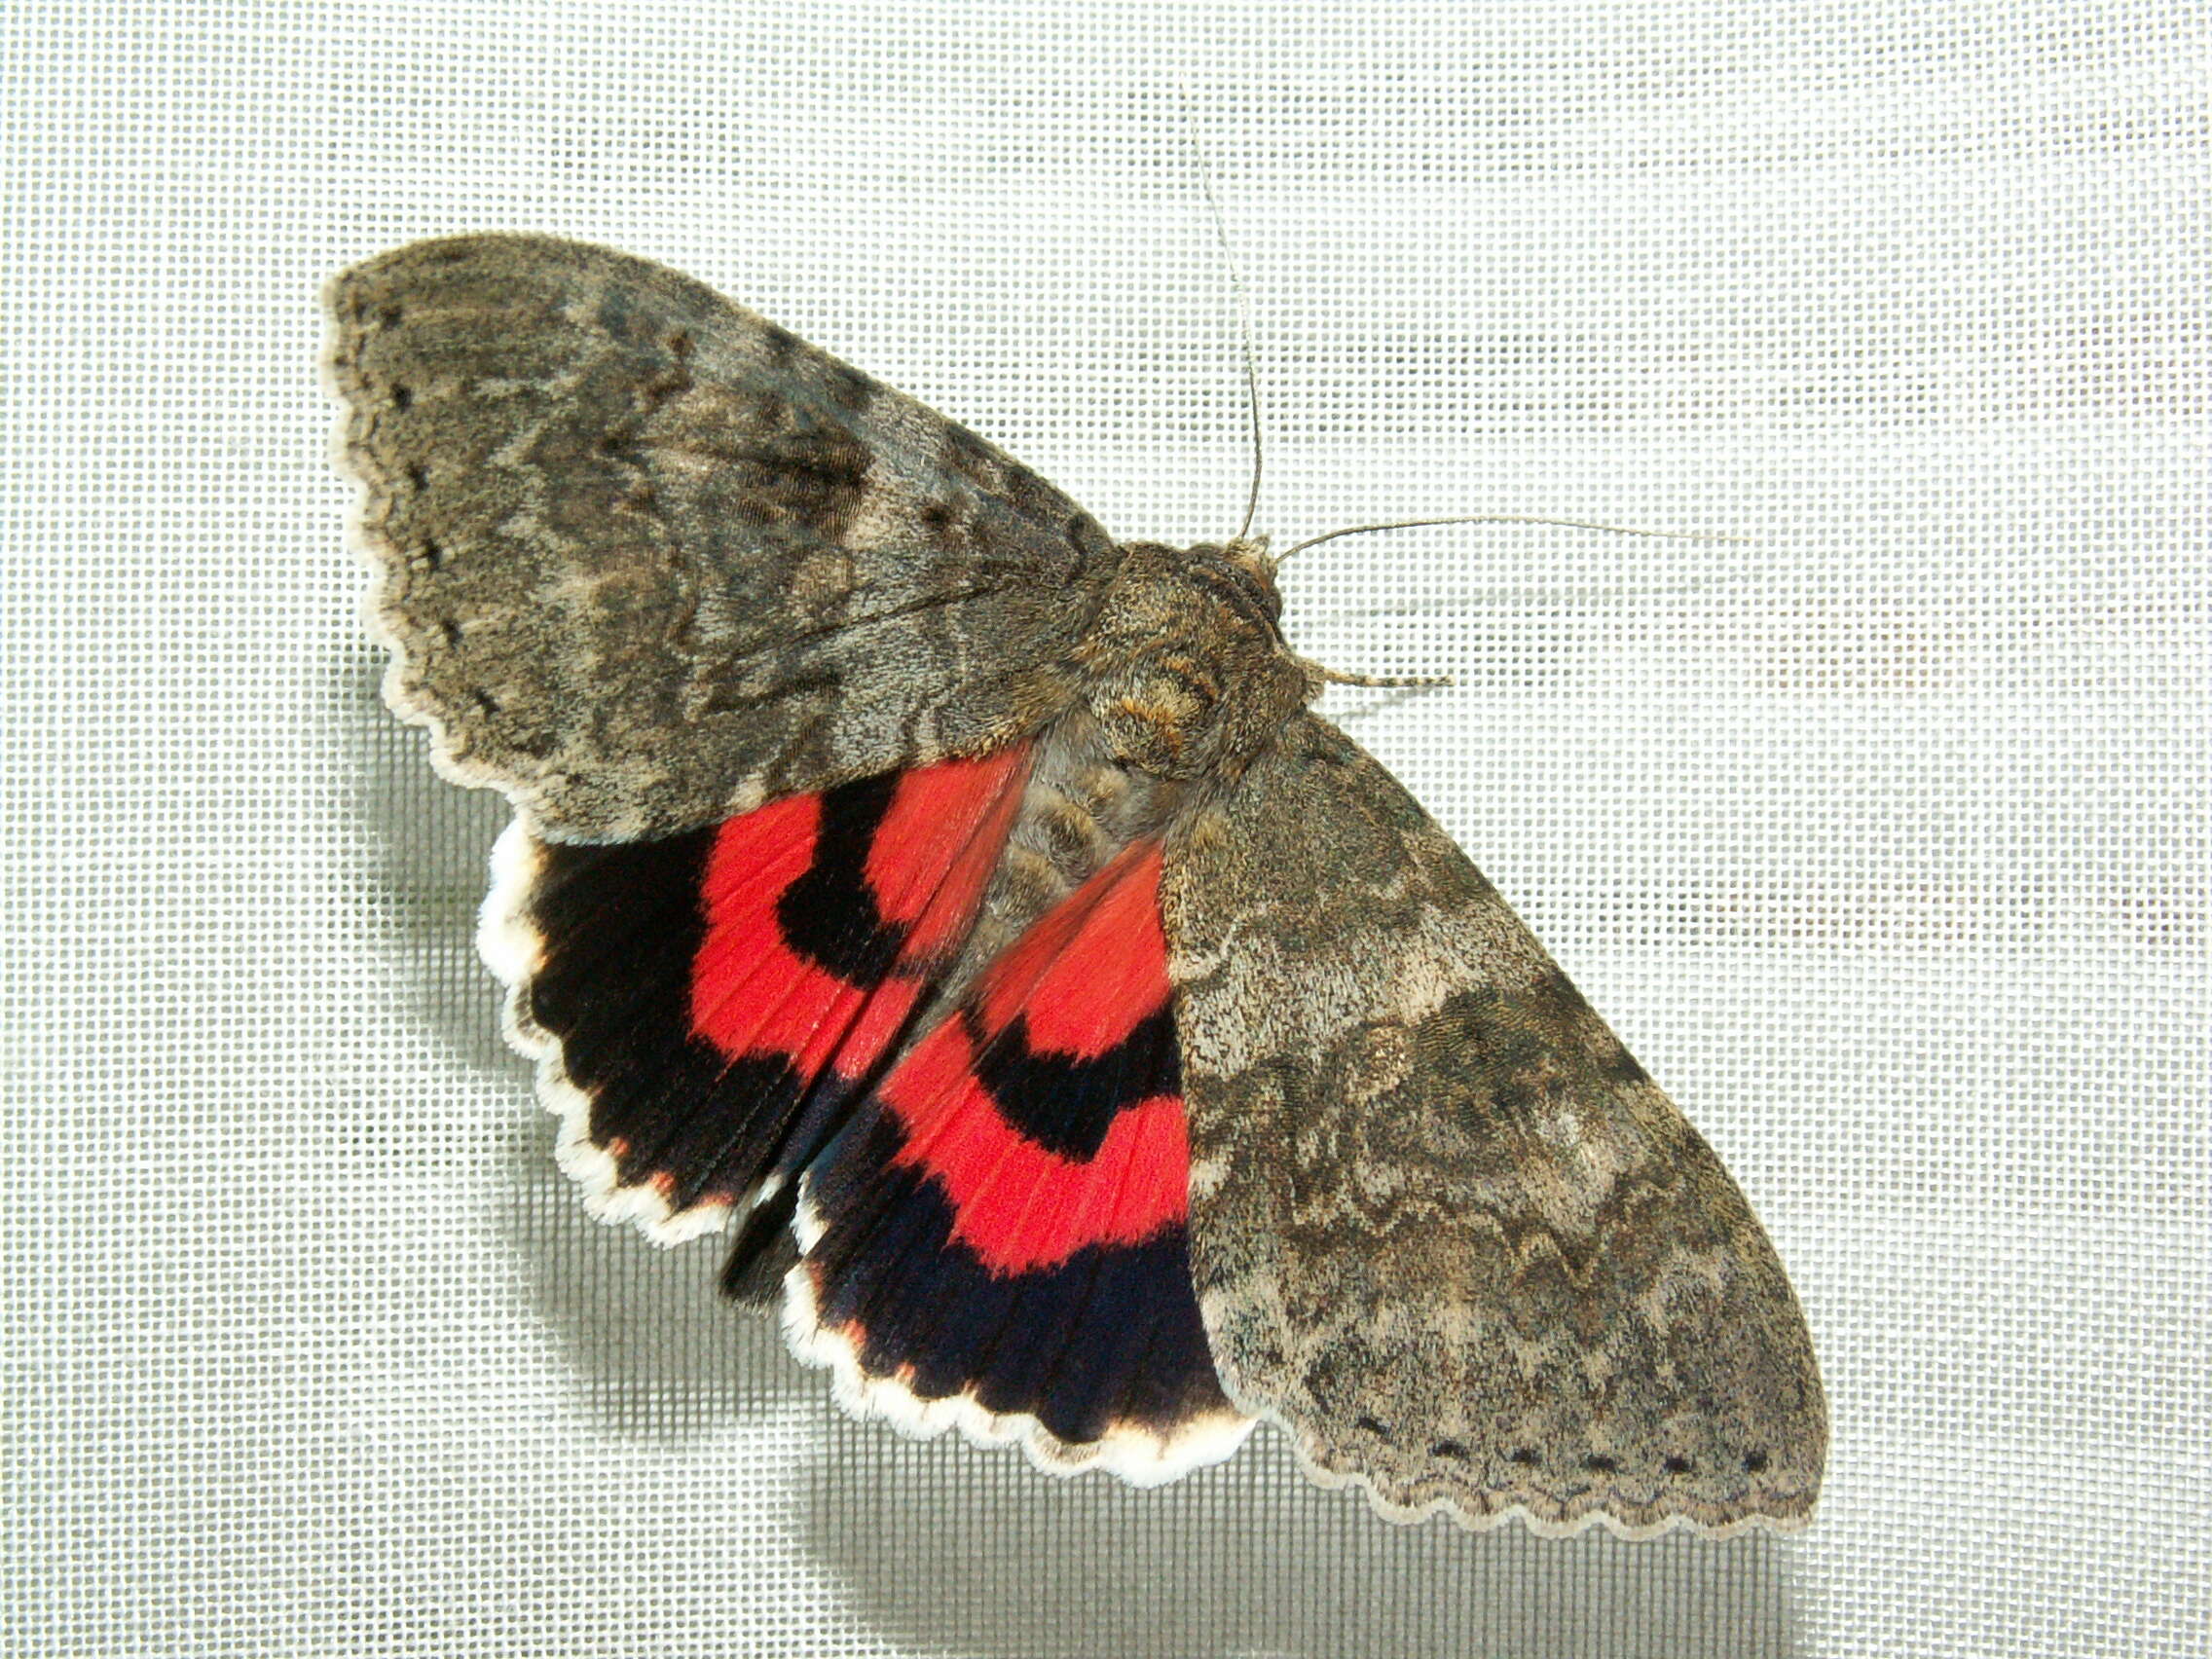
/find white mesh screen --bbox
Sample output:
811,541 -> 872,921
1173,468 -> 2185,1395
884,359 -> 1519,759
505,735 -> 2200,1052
3,3 -> 2204,1654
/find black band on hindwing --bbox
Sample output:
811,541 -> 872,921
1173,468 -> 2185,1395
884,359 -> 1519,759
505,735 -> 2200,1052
526,829 -> 812,1208
805,1106 -> 1231,1443
774,772 -> 907,987
965,1004 -> 1181,1161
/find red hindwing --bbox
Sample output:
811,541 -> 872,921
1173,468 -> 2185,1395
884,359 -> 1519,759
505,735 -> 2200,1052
878,843 -> 1191,1272
512,747 -> 1032,1235
793,839 -> 1244,1467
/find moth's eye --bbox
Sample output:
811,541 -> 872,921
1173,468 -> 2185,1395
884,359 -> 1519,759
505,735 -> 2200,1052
1212,558 -> 1283,624
1247,570 -> 1285,622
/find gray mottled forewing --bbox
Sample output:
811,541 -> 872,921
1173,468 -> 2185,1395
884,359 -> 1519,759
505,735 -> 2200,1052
328,234 -> 1118,839
1161,713 -> 1825,1535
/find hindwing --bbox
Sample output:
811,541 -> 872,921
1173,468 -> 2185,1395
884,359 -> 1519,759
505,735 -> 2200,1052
786,842 -> 1252,1481
485,748 -> 1032,1243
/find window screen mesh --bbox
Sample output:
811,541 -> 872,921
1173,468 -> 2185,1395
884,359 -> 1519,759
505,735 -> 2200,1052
3,4 -> 2204,1654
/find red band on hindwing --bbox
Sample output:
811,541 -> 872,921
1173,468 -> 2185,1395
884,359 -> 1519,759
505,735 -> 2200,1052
974,842 -> 1171,1057
881,1015 -> 1189,1272
866,752 -> 1030,958
795,838 -> 1233,1453
690,747 -> 1031,1085
520,748 -> 1035,1231
873,842 -> 1192,1274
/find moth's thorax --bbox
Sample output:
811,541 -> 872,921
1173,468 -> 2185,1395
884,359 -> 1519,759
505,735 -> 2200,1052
1070,539 -> 1318,782
921,540 -> 1309,1013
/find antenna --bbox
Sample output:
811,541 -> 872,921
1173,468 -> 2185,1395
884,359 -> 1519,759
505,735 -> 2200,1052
1285,516 -> 1744,693
1177,83 -> 1265,542
1306,661 -> 1456,690
1276,514 -> 1748,563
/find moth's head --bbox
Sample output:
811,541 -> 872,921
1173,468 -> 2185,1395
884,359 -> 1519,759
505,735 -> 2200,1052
1182,534 -> 1284,626
1222,532 -> 1274,577
1086,538 -> 1313,775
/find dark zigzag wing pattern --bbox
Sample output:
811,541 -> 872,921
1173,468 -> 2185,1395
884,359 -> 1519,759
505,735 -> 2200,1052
788,843 -> 1252,1481
498,748 -> 1030,1242
1163,712 -> 1826,1534
331,234 -> 1117,841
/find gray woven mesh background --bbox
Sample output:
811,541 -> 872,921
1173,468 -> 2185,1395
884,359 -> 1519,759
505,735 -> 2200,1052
5,3 -> 2205,1654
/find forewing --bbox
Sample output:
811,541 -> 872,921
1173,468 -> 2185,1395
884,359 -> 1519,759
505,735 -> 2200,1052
1161,713 -> 1825,1535
328,234 -> 1118,840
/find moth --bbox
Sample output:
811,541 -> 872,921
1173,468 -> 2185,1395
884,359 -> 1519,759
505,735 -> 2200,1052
328,234 -> 1825,1536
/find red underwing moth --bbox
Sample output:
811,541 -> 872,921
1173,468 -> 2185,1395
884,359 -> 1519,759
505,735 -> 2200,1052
327,234 -> 1825,1537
